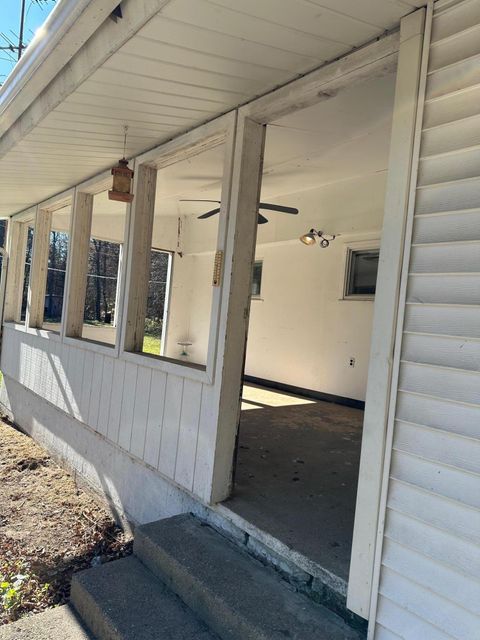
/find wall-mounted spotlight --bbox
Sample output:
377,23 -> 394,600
300,229 -> 336,248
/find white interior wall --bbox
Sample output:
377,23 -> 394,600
246,172 -> 386,402
151,214 -> 218,364
155,171 -> 387,400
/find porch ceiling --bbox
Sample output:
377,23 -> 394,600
0,0 -> 420,217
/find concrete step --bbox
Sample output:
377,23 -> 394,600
0,605 -> 94,640
70,555 -> 217,640
134,514 -> 364,640
194,504 -> 359,627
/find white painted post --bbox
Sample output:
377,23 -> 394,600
122,164 -> 157,352
64,190 -> 93,338
347,8 -> 426,619
209,114 -> 266,503
113,243 -> 123,328
27,207 -> 52,328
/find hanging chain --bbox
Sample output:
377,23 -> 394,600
123,125 -> 128,159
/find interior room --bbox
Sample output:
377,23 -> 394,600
223,70 -> 397,584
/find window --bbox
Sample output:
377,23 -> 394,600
251,261 -> 263,298
344,248 -> 379,298
79,191 -> 127,346
84,239 -> 121,329
20,226 -> 34,321
143,248 -> 172,356
130,140 -> 227,368
43,205 -> 72,332
0,220 -> 7,249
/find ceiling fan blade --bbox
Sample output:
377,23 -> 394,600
258,202 -> 298,215
197,208 -> 220,219
257,213 -> 269,224
180,199 -> 221,203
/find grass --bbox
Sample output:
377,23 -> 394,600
142,334 -> 161,355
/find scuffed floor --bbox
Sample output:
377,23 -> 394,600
225,385 -> 363,581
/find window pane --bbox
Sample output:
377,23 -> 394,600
138,142 -> 225,367
81,192 -> 127,346
143,249 -> 171,356
43,206 -> 71,332
83,239 -> 120,341
20,226 -> 34,321
347,250 -> 379,296
0,220 -> 7,249
252,261 -> 263,297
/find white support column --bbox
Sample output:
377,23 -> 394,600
209,114 -> 266,503
113,243 -> 123,328
347,8 -> 426,619
122,164 -> 157,352
26,207 -> 52,328
64,190 -> 93,338
4,220 -> 28,323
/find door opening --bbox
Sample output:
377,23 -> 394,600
222,70 -> 397,587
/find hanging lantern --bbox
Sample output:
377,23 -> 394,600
109,125 -> 134,202
109,158 -> 134,203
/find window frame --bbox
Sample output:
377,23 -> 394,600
4,191 -> 75,335
61,175 -> 130,356
4,207 -> 37,326
119,112 -> 236,384
341,239 -> 380,301
143,246 -> 174,358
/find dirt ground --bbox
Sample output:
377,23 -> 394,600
0,419 -> 132,625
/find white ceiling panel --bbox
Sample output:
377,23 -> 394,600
0,0 -> 417,216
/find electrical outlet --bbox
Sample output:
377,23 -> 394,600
349,357 -> 356,367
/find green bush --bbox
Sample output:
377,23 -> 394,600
1,559 -> 49,623
144,318 -> 162,337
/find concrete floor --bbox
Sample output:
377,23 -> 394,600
225,384 -> 363,582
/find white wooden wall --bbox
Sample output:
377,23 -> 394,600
372,1 -> 480,637
0,325 -> 215,502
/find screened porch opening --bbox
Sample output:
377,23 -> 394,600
223,69 -> 397,585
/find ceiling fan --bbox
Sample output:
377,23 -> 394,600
179,199 -> 299,224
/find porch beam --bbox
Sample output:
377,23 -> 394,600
122,164 -> 157,352
26,207 -> 52,328
242,30 -> 400,125
64,190 -> 93,338
347,8 -> 426,620
0,0 -> 172,159
210,115 -> 266,503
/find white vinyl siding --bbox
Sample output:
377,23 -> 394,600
373,0 -> 480,637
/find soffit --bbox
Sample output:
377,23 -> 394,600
0,0 -> 419,216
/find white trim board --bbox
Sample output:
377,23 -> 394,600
348,8 -> 428,620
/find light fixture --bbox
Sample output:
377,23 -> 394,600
299,229 -> 336,248
109,126 -> 134,203
299,231 -> 316,245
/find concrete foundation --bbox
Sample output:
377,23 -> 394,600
0,375 -> 197,527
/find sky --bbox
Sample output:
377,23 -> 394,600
0,0 -> 56,83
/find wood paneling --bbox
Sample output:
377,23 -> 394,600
0,325 -> 214,499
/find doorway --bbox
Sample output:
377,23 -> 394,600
223,70 -> 397,585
